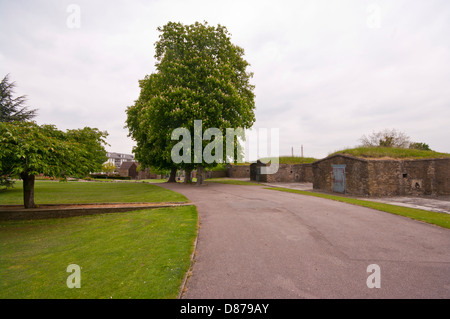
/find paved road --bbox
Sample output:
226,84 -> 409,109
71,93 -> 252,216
161,182 -> 450,299
262,182 -> 450,214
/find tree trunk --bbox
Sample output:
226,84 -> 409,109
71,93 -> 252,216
167,167 -> 177,183
21,172 -> 36,209
196,166 -> 204,186
184,169 -> 192,184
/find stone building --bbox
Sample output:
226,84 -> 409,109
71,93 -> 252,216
106,152 -> 134,169
118,162 -> 138,179
312,154 -> 450,196
250,162 -> 314,183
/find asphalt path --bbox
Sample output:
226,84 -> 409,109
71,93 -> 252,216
161,182 -> 450,299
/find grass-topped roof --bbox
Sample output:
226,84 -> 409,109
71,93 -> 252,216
258,156 -> 318,164
329,147 -> 450,160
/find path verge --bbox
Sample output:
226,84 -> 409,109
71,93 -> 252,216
0,202 -> 194,220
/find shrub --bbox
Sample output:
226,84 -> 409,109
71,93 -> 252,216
88,173 -> 131,180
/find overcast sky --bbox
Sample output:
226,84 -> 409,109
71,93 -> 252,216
1,0 -> 449,159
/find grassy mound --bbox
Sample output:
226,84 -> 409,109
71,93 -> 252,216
329,147 -> 450,160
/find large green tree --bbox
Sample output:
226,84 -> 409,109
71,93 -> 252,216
0,121 -> 108,208
126,21 -> 255,184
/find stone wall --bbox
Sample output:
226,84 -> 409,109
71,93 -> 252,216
137,168 -> 161,180
250,162 -> 314,183
367,158 -> 450,196
367,160 -> 402,196
205,170 -> 227,179
298,163 -> 314,183
399,158 -> 450,196
260,164 -> 313,183
435,158 -> 450,195
250,162 -> 264,181
226,164 -> 251,178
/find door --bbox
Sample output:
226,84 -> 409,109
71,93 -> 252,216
333,164 -> 346,193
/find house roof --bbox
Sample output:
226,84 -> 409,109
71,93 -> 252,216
107,152 -> 134,160
119,161 -> 137,170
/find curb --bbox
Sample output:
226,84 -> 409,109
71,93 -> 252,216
177,210 -> 200,299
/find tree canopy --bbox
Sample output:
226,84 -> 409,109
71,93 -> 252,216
126,21 -> 256,183
0,121 -> 108,208
0,74 -> 37,122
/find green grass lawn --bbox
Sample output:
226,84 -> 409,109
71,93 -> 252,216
0,206 -> 198,299
0,180 -> 187,205
139,179 -> 168,183
266,187 -> 450,229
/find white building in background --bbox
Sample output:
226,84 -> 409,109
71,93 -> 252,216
106,152 -> 135,168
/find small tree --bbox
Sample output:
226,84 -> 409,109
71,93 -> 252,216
359,129 -> 411,148
0,121 -> 108,208
409,142 -> 431,151
0,74 -> 37,123
102,162 -> 116,175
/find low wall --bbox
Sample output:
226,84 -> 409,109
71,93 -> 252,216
206,170 -> 227,179
137,168 -> 161,180
251,162 -> 314,183
226,165 -> 251,178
